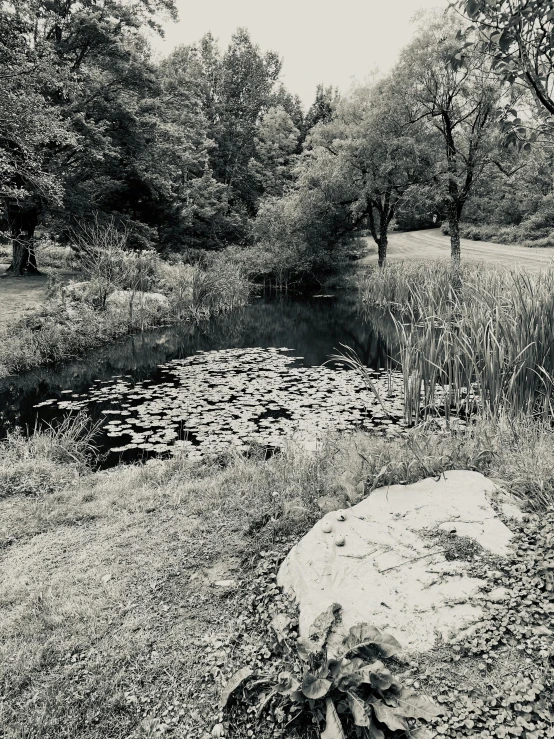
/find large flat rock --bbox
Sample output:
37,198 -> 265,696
278,470 -> 516,653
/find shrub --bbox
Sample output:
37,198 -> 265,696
191,257 -> 250,313
71,219 -> 163,308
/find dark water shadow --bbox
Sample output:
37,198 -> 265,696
0,292 -> 399,460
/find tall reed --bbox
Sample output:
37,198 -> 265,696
361,262 -> 554,423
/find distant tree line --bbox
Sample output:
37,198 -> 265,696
2,0 -> 554,277
0,0 -> 336,274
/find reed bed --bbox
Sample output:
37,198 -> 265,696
361,261 -> 554,423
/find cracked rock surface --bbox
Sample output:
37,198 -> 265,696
278,470 -> 519,653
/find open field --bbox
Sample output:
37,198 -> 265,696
361,229 -> 554,271
0,244 -> 80,327
0,275 -> 50,326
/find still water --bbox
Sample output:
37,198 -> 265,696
0,292 -> 401,464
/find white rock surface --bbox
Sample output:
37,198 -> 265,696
278,470 -> 515,653
106,290 -> 169,309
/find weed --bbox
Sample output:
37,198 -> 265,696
360,262 -> 554,423
223,603 -> 441,738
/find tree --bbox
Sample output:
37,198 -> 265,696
205,28 -> 282,214
303,84 -> 339,139
322,78 -> 433,267
165,29 -> 288,242
0,9 -> 73,274
1,0 -> 178,272
300,80 -> 435,266
271,84 -> 304,134
249,105 -> 300,197
251,78 -> 436,276
395,12 -> 504,264
455,0 -> 554,121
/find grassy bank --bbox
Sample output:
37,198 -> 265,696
1,414 -> 554,738
3,255 -> 554,738
0,254 -> 249,377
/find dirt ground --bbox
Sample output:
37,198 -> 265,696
361,228 -> 554,271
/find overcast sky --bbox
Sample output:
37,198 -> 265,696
151,0 -> 449,107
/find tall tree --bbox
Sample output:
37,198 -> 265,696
1,0 -> 177,272
303,84 -> 339,139
305,81 -> 436,266
0,8 -> 73,274
396,12 -> 504,264
249,105 -> 300,197
165,29 -> 286,241
455,0 -> 554,119
156,45 -> 242,249
207,28 -> 282,215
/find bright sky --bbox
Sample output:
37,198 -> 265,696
152,0 -> 449,107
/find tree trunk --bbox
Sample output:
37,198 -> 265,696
448,202 -> 461,267
6,202 -> 41,276
378,232 -> 388,268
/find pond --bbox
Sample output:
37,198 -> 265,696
0,292 -> 405,466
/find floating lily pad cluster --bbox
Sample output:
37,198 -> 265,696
35,347 -> 408,460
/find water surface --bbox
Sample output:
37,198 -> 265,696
0,292 -> 401,464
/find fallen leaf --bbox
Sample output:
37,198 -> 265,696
321,698 -> 346,739
218,667 -> 253,709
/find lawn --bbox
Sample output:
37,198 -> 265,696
0,437 -> 326,739
2,417 -> 554,738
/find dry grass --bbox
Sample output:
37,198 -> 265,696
331,415 -> 554,510
2,410 -> 554,737
0,441 -> 328,739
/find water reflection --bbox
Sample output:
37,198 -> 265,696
0,292 -> 398,449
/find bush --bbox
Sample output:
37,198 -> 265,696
251,190 -> 357,286
71,220 -> 164,308
191,257 -> 250,312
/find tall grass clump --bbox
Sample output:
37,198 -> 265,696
191,257 -> 250,313
360,261 -> 468,313
361,261 -> 554,423
0,413 -> 96,498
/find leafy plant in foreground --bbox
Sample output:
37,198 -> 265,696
222,603 -> 442,738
